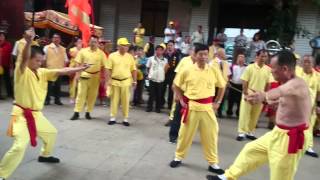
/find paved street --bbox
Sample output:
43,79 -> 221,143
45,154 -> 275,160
0,98 -> 319,180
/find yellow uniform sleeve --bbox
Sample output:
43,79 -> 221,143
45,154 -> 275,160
269,74 -> 275,83
75,50 -> 83,64
130,56 -> 137,71
241,65 -> 251,82
212,66 -> 226,88
41,68 -> 59,82
174,69 -> 186,89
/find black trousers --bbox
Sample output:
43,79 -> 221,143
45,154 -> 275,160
46,76 -> 62,102
161,78 -> 174,109
0,68 -> 13,98
133,79 -> 144,105
147,81 -> 163,110
227,82 -> 243,116
169,102 -> 182,141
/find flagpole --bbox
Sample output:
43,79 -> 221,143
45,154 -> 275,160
89,0 -> 95,33
31,0 -> 36,27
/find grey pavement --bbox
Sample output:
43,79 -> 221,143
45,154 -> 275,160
0,98 -> 319,180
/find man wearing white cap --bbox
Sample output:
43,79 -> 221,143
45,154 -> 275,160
106,37 -> 137,126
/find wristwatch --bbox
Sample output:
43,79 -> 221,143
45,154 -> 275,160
215,101 -> 222,104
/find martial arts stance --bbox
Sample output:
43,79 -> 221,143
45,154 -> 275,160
0,29 -> 89,180
207,50 -> 312,180
169,44 -> 226,175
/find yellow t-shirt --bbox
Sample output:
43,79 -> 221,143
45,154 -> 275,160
241,63 -> 271,92
134,28 -> 145,46
174,63 -> 226,111
13,66 -> 58,113
174,56 -> 194,74
295,65 -> 304,78
210,58 -> 230,81
75,47 -> 107,78
174,56 -> 194,91
299,70 -> 320,106
106,51 -> 136,87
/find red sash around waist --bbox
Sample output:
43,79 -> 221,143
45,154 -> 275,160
180,96 -> 214,124
277,123 -> 308,154
14,103 -> 38,147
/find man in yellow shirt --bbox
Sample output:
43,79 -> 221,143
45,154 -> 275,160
207,50 -> 312,180
236,49 -> 271,141
43,33 -> 68,105
0,29 -> 89,180
106,37 -> 137,126
70,35 -> 108,120
299,54 -> 320,158
133,22 -> 145,47
169,44 -> 226,175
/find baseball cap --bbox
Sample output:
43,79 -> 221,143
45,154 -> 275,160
117,37 -> 130,46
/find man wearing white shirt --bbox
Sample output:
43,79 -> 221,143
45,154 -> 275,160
164,21 -> 176,44
146,45 -> 168,113
227,53 -> 246,117
191,25 -> 205,44
43,33 -> 68,105
180,36 -> 191,57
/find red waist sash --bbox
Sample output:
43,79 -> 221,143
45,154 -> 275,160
14,104 -> 38,147
277,123 -> 308,154
181,96 -> 214,124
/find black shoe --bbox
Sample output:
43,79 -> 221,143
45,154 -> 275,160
45,100 -> 50,105
208,166 -> 225,175
38,156 -> 60,163
70,112 -> 80,120
306,150 -> 319,158
85,112 -> 92,120
156,109 -> 161,113
206,175 -> 222,180
123,121 -> 130,126
146,108 -> 152,112
108,121 -> 116,125
236,136 -> 245,141
169,138 -> 177,144
54,100 -> 63,105
169,160 -> 181,168
246,134 -> 257,140
165,120 -> 172,127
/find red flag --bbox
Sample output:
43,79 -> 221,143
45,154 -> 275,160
65,0 -> 92,46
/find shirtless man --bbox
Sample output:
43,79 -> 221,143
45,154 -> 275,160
207,50 -> 312,180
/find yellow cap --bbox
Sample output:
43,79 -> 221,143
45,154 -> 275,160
160,43 -> 166,49
117,37 -> 130,46
169,21 -> 174,25
294,53 -> 301,60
